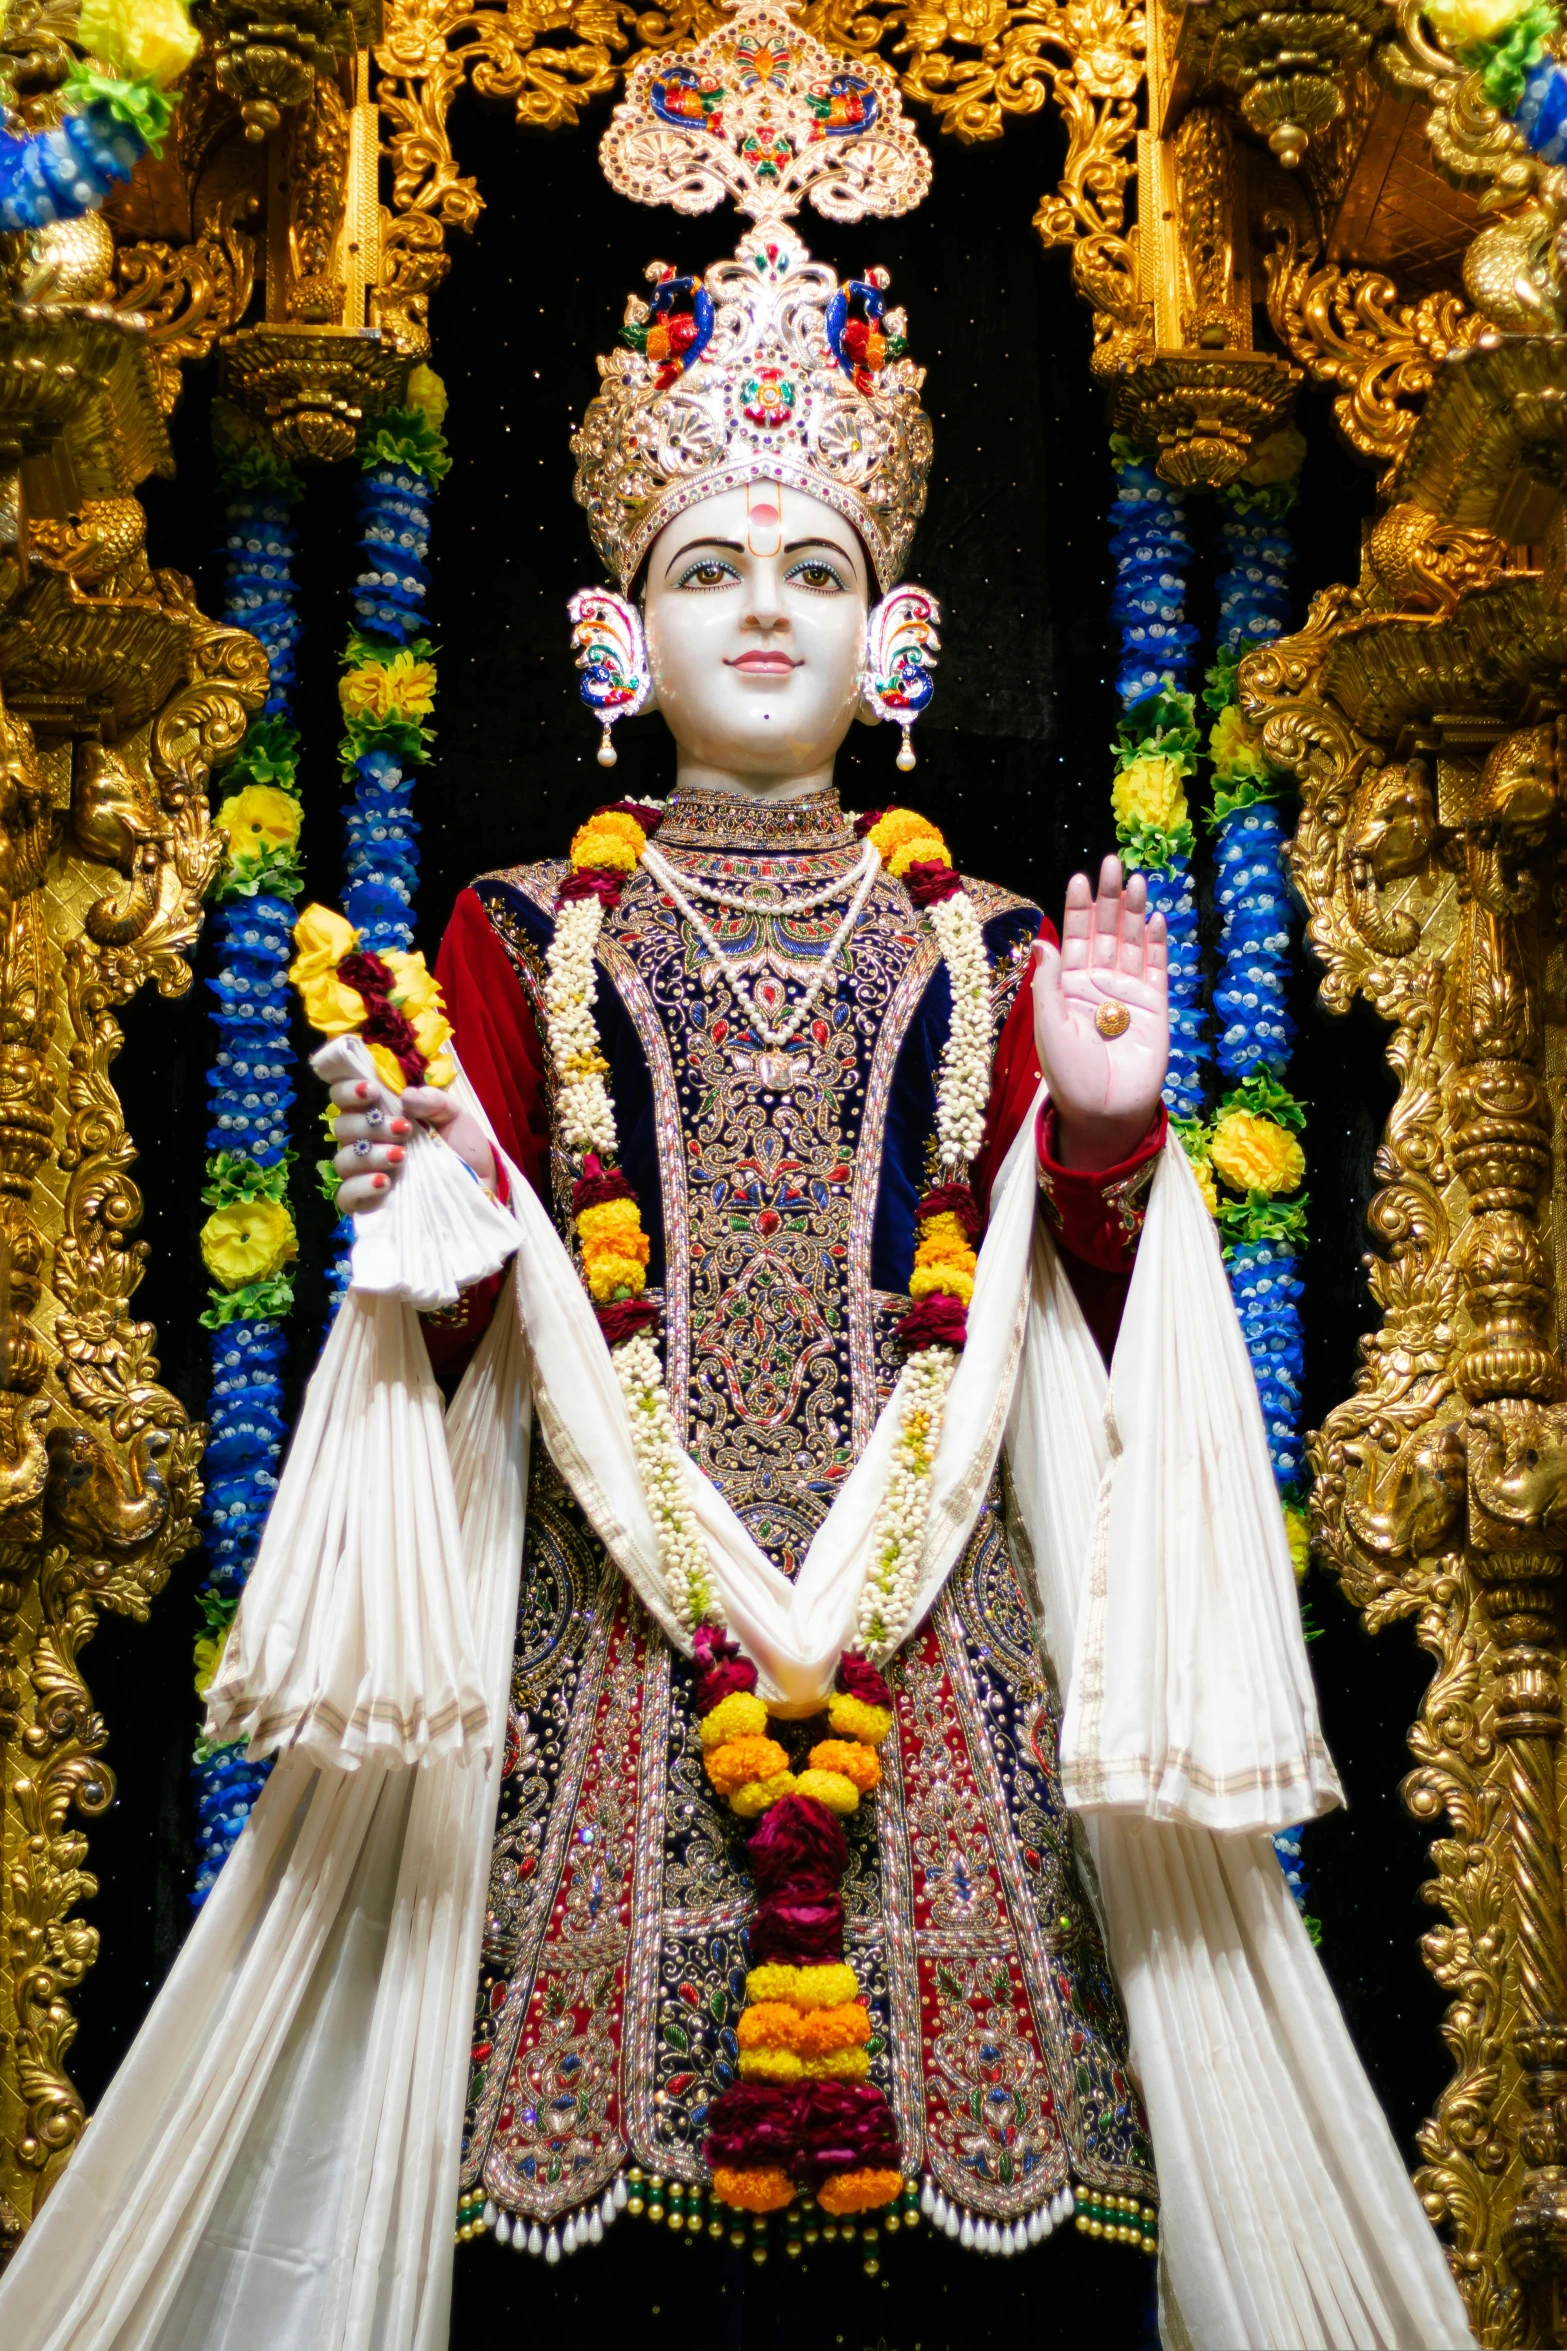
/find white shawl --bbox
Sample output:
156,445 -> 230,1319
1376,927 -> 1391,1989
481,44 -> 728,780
0,1041 -> 1473,2351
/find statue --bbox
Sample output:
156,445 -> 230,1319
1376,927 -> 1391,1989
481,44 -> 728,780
0,8 -> 1476,2346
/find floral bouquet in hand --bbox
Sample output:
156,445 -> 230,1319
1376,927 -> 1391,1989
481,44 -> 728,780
289,904 -> 514,1309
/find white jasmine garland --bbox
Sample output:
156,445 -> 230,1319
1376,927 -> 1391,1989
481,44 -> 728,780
854,1342 -> 959,1660
928,890 -> 991,1170
611,1327 -> 718,1631
543,896 -> 619,1159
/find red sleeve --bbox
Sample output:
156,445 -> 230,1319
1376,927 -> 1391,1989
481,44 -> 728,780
422,888 -> 552,1375
972,915 -> 1165,1365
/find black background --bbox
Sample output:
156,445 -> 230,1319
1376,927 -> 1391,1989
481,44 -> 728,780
61,83 -> 1444,2350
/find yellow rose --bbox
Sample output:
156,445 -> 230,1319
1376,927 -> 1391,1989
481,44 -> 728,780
406,365 -> 449,428
1209,705 -> 1268,779
78,0 -> 199,84
217,783 -> 301,865
1209,1110 -> 1306,1198
1425,0 -> 1531,46
409,1004 -> 454,1075
296,968 -> 368,1039
1284,1503 -> 1311,1582
1111,753 -> 1188,834
1241,424 -> 1308,487
367,1043 -> 410,1094
380,948 -> 444,1020
200,1197 -> 298,1290
291,902 -> 359,985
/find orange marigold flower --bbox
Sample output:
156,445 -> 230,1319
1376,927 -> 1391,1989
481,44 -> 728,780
738,2047 -> 804,2082
712,2165 -> 795,2213
868,808 -> 938,862
729,1769 -> 797,1817
887,833 -> 947,879
909,1261 -> 975,1305
704,1735 -> 790,1795
808,1738 -> 882,1793
817,2167 -> 904,2215
793,1963 -> 858,2009
736,2002 -> 802,2053
570,809 -> 646,874
793,2002 -> 871,2057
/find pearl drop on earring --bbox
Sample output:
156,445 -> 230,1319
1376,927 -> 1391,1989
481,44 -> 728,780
896,723 -> 916,773
597,723 -> 617,768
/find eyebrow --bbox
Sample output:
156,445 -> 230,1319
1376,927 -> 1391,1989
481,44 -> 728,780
784,536 -> 855,558
665,536 -> 746,575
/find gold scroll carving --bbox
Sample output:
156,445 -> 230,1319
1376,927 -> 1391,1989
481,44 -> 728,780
0,201 -> 264,2246
1246,334 -> 1567,2344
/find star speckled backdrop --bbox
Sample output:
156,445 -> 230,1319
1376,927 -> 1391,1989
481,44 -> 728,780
65,92 -> 1441,2351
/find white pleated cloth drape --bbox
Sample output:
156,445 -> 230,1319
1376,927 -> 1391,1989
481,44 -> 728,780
1007,1203 -> 1475,2351
0,1282 -> 530,2351
0,1058 -> 1477,2351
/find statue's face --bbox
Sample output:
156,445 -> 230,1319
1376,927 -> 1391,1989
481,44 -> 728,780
643,481 -> 870,779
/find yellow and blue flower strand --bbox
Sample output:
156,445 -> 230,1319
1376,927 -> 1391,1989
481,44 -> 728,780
188,415 -> 307,1904
322,371 -> 449,1308
1106,439 -> 1208,1118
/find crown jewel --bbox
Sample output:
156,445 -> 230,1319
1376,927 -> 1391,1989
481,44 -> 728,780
572,0 -> 935,594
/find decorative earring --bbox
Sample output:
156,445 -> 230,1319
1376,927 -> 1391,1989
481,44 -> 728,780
568,588 -> 652,766
862,586 -> 942,772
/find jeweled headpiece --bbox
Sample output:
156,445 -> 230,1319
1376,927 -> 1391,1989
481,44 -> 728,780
572,0 -> 935,594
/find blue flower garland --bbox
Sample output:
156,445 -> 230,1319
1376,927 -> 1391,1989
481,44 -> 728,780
1105,441 -> 1208,1118
319,375 -> 451,1310
1195,459 -> 1320,1933
0,64 -> 177,231
188,424 -> 307,1906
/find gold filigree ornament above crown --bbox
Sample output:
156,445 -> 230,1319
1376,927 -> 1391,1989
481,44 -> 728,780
572,0 -> 936,593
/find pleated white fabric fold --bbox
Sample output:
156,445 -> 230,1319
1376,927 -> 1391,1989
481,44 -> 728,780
1056,1126 -> 1343,1830
203,1287 -> 491,1770
0,1282 -> 531,2351
1006,1214 -> 1475,2351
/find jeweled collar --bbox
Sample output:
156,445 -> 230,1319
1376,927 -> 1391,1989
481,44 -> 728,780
656,785 -> 857,854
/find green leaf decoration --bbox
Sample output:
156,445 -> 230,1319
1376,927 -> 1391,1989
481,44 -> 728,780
317,1155 -> 342,1208
213,842 -> 305,904
359,405 -> 453,484
1217,1190 -> 1310,1249
225,717 -> 302,793
342,629 -> 433,672
1209,773 -> 1285,825
1216,477 -> 1300,523
1170,1113 -> 1213,1164
62,62 -> 177,154
198,1589 -> 239,1636
1114,686 -> 1200,760
339,714 -> 432,766
1220,1071 -> 1307,1129
201,1149 -> 296,1208
201,1272 -> 296,1328
1114,815 -> 1195,875
1463,0 -> 1560,110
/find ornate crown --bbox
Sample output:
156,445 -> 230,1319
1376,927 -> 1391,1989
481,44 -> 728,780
571,0 -> 935,594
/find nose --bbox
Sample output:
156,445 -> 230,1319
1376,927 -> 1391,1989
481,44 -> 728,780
742,557 -> 788,633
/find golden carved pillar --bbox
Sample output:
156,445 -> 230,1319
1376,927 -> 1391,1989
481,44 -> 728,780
1245,338 -> 1567,2339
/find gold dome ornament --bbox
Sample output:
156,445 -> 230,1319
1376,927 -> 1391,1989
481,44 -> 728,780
569,0 -> 936,596
1094,999 -> 1132,1039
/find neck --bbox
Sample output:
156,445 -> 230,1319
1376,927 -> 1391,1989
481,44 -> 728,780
672,748 -> 837,804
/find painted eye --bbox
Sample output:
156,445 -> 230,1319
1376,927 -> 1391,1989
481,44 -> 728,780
677,557 -> 740,590
785,557 -> 848,593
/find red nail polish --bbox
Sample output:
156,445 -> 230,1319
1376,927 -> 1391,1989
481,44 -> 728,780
374,1175 -> 387,1189
388,1147 -> 405,1164
391,1119 -> 411,1135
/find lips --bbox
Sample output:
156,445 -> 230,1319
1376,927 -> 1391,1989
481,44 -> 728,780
728,652 -> 801,674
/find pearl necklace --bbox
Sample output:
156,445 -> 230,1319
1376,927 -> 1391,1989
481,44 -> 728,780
643,841 -> 883,1049
652,842 -> 877,919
